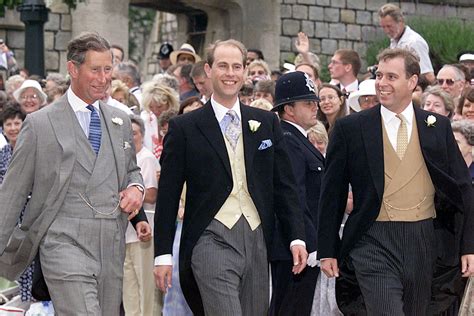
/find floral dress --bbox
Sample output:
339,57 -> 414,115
0,143 -> 34,302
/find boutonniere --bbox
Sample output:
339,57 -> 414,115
112,117 -> 123,126
425,115 -> 436,127
248,120 -> 261,133
123,141 -> 131,150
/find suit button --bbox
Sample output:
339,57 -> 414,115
227,186 -> 231,191
317,167 -> 322,171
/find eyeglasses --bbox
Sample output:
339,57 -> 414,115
436,79 -> 458,86
319,95 -> 339,102
329,60 -> 345,66
21,94 -> 39,101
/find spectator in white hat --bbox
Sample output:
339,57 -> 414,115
347,79 -> 378,112
13,79 -> 47,114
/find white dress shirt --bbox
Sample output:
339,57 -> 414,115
380,103 -> 414,152
155,96 -> 305,266
67,88 -> 100,137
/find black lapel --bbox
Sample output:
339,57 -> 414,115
360,105 -> 384,201
240,103 -> 260,176
195,102 -> 232,179
280,120 -> 324,162
414,107 -> 438,166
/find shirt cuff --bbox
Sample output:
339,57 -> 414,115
289,239 -> 306,249
154,254 -> 172,266
128,183 -> 146,202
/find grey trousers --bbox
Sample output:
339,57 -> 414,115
349,219 -> 436,316
40,216 -> 125,316
191,217 -> 268,316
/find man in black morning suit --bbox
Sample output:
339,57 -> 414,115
269,71 -> 324,315
318,48 -> 474,315
153,39 -> 308,316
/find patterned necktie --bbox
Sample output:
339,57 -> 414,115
223,110 -> 241,151
396,113 -> 408,159
87,105 -> 101,154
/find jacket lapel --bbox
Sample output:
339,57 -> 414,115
281,120 -> 324,163
196,102 -> 232,179
99,102 -> 125,185
414,107 -> 438,166
48,96 -> 77,186
360,105 -> 384,201
240,104 -> 260,176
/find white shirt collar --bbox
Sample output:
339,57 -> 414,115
67,88 -> 100,112
380,102 -> 414,126
211,95 -> 241,123
340,79 -> 359,93
283,120 -> 308,137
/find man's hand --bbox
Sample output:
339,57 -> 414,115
290,244 -> 308,274
120,186 -> 143,220
154,265 -> 173,293
295,32 -> 309,55
321,258 -> 339,278
461,254 -> 474,277
136,221 -> 152,242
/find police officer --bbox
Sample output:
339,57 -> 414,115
269,71 -> 325,316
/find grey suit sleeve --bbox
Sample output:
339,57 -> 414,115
0,117 -> 37,254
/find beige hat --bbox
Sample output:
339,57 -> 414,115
13,79 -> 47,104
169,43 -> 201,65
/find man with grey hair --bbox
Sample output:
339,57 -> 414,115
0,32 -> 149,315
113,61 -> 143,107
378,3 -> 435,83
437,64 -> 467,100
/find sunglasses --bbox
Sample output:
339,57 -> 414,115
436,79 -> 458,86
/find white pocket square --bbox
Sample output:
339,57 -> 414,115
258,139 -> 273,150
123,141 -> 131,150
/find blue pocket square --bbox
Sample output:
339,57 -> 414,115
258,139 -> 273,150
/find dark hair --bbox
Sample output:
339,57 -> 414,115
180,64 -> 195,85
377,48 -> 420,79
178,96 -> 203,114
206,39 -> 247,67
458,87 -> 474,115
129,114 -> 145,136
158,110 -> 178,128
335,49 -> 361,77
239,83 -> 254,97
67,32 -> 111,65
248,48 -> 264,60
111,44 -> 125,62
190,61 -> 207,78
1,106 -> 25,127
317,83 -> 347,135
254,80 -> 275,100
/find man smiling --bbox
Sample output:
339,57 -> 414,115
154,39 -> 307,316
319,48 -> 474,315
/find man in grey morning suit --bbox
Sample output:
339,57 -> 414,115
154,39 -> 308,316
0,33 -> 149,315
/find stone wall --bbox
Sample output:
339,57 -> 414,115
0,0 -> 71,75
146,0 -> 473,77
279,0 -> 474,71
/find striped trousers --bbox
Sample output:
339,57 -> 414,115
349,219 -> 436,316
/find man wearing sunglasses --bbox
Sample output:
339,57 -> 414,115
436,64 -> 467,100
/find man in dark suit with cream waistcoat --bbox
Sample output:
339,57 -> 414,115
154,39 -> 308,316
319,48 -> 474,315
